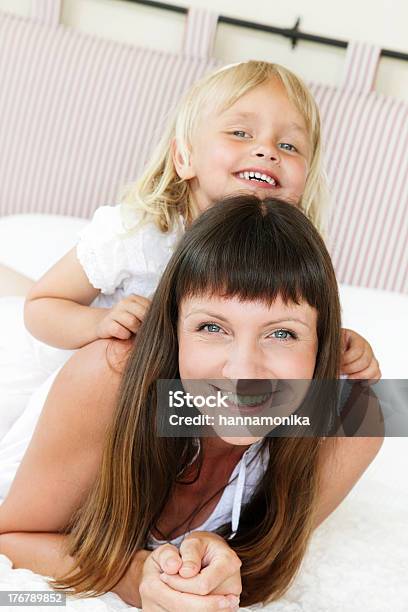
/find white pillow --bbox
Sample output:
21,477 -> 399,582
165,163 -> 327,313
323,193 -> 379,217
0,296 -> 73,441
339,284 -> 408,378
0,214 -> 87,280
0,214 -> 84,440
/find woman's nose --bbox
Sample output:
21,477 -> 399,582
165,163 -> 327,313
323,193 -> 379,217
222,344 -> 269,380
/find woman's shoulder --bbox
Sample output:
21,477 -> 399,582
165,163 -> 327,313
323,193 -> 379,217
0,338 -> 134,533
71,337 -> 133,380
50,338 -> 133,422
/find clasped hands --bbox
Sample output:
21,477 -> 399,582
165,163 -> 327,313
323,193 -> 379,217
140,531 -> 242,611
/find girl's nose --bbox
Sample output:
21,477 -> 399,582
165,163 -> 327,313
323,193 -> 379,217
252,144 -> 281,164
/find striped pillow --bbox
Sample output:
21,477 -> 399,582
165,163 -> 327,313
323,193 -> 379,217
308,42 -> 408,294
1,4 -> 406,293
0,6 -> 221,220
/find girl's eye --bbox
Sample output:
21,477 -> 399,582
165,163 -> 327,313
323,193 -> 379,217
232,130 -> 251,138
197,323 -> 223,334
278,143 -> 297,152
270,329 -> 297,341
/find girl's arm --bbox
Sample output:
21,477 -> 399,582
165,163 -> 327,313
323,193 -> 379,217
340,328 -> 381,381
24,247 -> 106,349
24,248 -> 150,349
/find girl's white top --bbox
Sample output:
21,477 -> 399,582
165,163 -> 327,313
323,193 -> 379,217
76,204 -> 185,308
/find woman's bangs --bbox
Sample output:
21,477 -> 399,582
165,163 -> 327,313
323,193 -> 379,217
175,203 -> 325,310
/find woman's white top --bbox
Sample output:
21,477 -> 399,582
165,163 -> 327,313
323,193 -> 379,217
147,440 -> 270,550
76,204 -> 185,308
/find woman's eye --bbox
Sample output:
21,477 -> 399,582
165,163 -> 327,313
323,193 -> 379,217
232,130 -> 251,138
198,323 -> 223,333
270,329 -> 297,341
278,142 -> 297,152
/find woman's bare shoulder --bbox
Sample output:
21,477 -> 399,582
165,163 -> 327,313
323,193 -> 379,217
0,338 -> 134,534
66,334 -> 130,382
52,337 -> 134,428
70,337 -> 133,375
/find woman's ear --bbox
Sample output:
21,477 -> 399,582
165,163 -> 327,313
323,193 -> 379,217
171,138 -> 196,180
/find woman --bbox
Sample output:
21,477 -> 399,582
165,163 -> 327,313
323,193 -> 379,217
0,196 -> 383,610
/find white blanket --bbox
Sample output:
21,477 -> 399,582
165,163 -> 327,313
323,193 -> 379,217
0,438 -> 407,611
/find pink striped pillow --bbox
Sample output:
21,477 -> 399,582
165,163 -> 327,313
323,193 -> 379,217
0,6 -> 221,220
308,42 -> 408,294
1,4 -> 406,294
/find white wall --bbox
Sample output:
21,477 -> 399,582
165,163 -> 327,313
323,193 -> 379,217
1,0 -> 407,101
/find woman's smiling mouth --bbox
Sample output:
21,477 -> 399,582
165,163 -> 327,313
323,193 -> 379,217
207,381 -> 298,416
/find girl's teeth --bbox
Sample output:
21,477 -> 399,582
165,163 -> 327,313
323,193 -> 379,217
238,171 -> 276,186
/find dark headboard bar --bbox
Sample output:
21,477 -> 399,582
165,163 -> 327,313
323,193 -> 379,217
121,0 -> 408,62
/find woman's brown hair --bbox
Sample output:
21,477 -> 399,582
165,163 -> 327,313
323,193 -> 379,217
51,195 -> 342,606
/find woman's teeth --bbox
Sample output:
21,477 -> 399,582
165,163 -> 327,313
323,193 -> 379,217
238,171 -> 276,186
224,391 -> 271,407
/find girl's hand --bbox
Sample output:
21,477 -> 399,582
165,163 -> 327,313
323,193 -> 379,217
96,295 -> 151,340
159,532 -> 242,600
140,542 -> 240,611
340,329 -> 381,382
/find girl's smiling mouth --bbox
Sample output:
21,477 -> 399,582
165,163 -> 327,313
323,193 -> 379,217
234,168 -> 281,189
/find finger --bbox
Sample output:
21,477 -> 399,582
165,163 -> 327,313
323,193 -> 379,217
142,573 -> 240,611
160,555 -> 241,597
178,536 -> 205,577
113,311 -> 141,333
127,294 -> 152,307
341,353 -> 372,375
108,321 -> 133,340
149,582 -> 240,612
152,543 -> 183,575
340,328 -> 351,353
120,302 -> 149,322
139,577 -> 171,611
341,343 -> 372,366
121,296 -> 151,316
348,361 -> 381,383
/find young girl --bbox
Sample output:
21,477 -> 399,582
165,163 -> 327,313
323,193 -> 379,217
24,60 -> 380,378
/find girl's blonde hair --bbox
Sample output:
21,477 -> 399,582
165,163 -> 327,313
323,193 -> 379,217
120,60 -> 329,235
